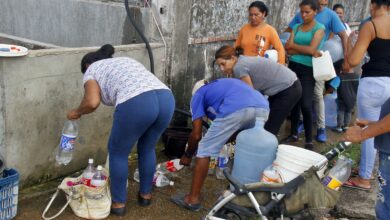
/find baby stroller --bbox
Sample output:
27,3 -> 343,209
204,142 -> 352,220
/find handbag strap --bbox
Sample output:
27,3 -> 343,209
42,189 -> 72,220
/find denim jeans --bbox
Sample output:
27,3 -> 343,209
357,77 -> 390,179
376,152 -> 390,220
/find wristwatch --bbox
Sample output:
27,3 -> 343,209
183,151 -> 193,158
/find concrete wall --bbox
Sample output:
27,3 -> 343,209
0,43 -> 165,187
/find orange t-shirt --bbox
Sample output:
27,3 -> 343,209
235,23 -> 286,64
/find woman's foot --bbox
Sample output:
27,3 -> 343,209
304,142 -> 314,150
111,202 -> 126,216
343,176 -> 371,191
138,192 -> 152,206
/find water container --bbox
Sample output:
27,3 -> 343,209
325,92 -> 338,128
231,115 -> 278,184
280,32 -> 291,46
323,37 -> 343,63
264,50 -> 278,62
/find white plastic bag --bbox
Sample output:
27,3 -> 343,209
312,50 -> 336,81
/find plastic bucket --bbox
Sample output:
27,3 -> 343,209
273,145 -> 327,182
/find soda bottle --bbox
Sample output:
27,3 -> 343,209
322,156 -> 352,190
208,157 -> 217,175
156,159 -> 184,174
154,173 -> 174,187
261,165 -> 282,183
216,145 -> 229,179
82,158 -> 96,186
55,120 -> 79,165
91,165 -> 107,188
134,168 -> 160,184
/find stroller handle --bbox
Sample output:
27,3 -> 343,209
223,168 -> 246,195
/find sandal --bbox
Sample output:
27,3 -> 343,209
171,194 -> 201,212
343,178 -> 371,191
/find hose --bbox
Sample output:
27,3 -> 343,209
124,0 -> 154,74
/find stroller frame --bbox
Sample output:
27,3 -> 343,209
204,142 -> 352,220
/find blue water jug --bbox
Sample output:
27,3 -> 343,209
231,115 -> 278,184
325,92 -> 338,128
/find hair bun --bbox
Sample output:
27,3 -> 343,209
99,44 -> 115,57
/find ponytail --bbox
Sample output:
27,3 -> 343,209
81,44 -> 115,73
214,45 -> 243,60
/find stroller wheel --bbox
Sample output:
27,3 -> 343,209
225,212 -> 242,220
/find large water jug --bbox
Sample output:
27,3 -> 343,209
325,92 -> 338,128
231,115 -> 278,184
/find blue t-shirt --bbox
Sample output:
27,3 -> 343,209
190,78 -> 269,121
289,7 -> 345,40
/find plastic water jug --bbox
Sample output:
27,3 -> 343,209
323,37 -> 343,63
264,50 -> 278,62
325,92 -> 338,128
232,115 -> 278,184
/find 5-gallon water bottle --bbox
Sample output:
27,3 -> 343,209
55,120 -> 79,165
154,173 -> 174,187
232,113 -> 278,184
322,156 -> 352,190
82,158 -> 96,186
216,145 -> 229,179
91,165 -> 107,188
156,159 -> 184,174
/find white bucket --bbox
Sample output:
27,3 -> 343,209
273,145 -> 328,182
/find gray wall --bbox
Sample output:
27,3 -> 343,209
0,44 -> 165,187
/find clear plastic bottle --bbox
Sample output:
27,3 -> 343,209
216,145 -> 229,179
261,165 -> 282,183
91,165 -> 106,188
154,173 -> 174,187
156,159 -> 184,174
55,120 -> 79,165
208,157 -> 217,175
134,168 -> 160,184
82,158 -> 96,186
322,156 -> 352,190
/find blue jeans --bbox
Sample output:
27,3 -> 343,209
108,89 -> 175,203
376,152 -> 390,220
357,77 -> 390,179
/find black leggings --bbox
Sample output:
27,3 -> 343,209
265,80 -> 302,135
288,61 -> 315,143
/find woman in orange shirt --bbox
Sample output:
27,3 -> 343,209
235,1 -> 286,64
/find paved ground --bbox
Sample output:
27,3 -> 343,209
15,124 -> 377,220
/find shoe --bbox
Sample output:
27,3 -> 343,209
331,127 -> 343,133
171,194 -> 201,212
342,126 -> 349,132
138,192 -> 152,207
281,135 -> 298,143
297,120 -> 304,135
304,142 -> 314,150
316,128 -> 327,143
111,206 -> 126,216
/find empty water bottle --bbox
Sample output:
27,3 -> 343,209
156,159 -> 184,174
322,156 -> 352,190
82,158 -> 96,186
91,165 -> 107,188
154,173 -> 174,187
208,157 -> 217,175
55,120 -> 79,165
216,145 -> 229,179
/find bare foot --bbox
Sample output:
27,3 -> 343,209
139,193 -> 152,200
185,194 -> 200,205
348,176 -> 371,188
112,202 -> 125,209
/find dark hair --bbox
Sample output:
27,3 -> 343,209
299,0 -> 319,11
81,44 -> 115,73
333,3 -> 344,11
214,45 -> 244,60
249,1 -> 269,17
371,0 -> 390,7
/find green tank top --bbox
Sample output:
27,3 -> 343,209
289,21 -> 325,67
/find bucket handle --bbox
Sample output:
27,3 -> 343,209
42,189 -> 72,220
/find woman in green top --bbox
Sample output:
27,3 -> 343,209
283,0 -> 325,150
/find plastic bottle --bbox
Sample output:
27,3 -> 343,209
322,156 -> 352,190
264,50 -> 278,62
154,173 -> 174,187
232,114 -> 278,184
82,158 -> 96,186
261,165 -> 282,183
133,168 -> 160,184
156,159 -> 184,174
208,157 -> 217,175
55,120 -> 79,165
216,145 -> 229,179
91,165 -> 107,188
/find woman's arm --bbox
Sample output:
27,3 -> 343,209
347,22 -> 374,67
288,28 -> 325,56
180,118 -> 203,166
270,28 -> 286,64
67,80 -> 101,120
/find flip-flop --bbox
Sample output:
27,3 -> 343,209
350,168 -> 376,180
343,178 -> 371,191
171,193 -> 202,212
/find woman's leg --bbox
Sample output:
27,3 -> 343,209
137,90 -> 175,195
109,91 -> 163,204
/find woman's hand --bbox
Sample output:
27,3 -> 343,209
344,125 -> 364,143
313,51 -> 322,58
67,109 -> 82,120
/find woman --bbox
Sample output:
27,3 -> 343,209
67,44 -> 175,216
284,0 -> 325,149
333,4 -> 352,36
214,45 -> 302,136
343,0 -> 390,192
235,1 -> 286,64
171,78 -> 269,211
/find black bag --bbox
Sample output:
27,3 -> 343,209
162,127 -> 191,159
